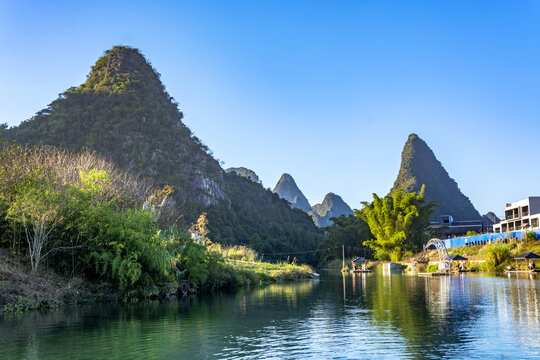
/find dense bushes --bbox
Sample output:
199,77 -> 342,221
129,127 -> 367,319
0,145 -> 313,300
484,243 -> 515,270
0,145 -> 192,291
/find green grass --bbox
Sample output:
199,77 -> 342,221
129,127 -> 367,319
427,240 -> 540,272
224,259 -> 314,284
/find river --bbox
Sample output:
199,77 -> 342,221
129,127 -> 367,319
1,271 -> 539,359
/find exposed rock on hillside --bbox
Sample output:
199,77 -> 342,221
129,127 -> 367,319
310,193 -> 353,227
273,174 -> 312,213
226,167 -> 261,183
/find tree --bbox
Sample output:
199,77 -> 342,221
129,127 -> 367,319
249,233 -> 263,254
190,212 -> 211,245
317,214 -> 372,265
359,185 -> 436,261
6,175 -> 64,272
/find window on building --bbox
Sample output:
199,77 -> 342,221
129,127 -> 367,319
532,218 -> 539,228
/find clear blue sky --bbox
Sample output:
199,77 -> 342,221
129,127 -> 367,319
2,1 -> 540,217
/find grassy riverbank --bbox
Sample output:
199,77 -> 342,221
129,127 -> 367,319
0,146 -> 315,313
0,246 -> 315,313
421,239 -> 540,272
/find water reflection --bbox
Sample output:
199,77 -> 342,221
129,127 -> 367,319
1,273 -> 539,359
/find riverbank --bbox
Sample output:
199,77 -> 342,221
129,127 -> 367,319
0,249 -> 121,312
410,239 -> 540,272
0,248 -> 315,313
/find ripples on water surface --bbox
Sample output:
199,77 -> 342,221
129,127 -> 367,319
1,271 -> 539,359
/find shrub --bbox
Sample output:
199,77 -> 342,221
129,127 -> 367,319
525,231 -> 537,243
426,264 -> 438,272
84,207 -> 178,288
484,243 -> 514,269
208,244 -> 258,261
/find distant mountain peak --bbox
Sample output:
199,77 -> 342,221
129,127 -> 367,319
273,173 -> 312,212
390,133 -> 480,221
310,192 -> 353,227
225,167 -> 260,183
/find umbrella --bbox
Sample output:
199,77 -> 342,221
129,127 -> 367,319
352,257 -> 368,263
513,252 -> 540,260
449,254 -> 468,261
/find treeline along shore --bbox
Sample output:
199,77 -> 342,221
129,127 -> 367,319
0,145 -> 315,312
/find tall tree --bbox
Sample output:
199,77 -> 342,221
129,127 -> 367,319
359,185 -> 436,261
316,214 -> 372,265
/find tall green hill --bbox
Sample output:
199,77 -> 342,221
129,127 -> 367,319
4,46 -> 323,263
6,46 -> 226,206
390,134 -> 480,221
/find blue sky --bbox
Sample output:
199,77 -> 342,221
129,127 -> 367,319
1,1 -> 540,217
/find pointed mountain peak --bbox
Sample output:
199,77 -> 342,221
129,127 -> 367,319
279,173 -> 295,182
322,192 -> 352,208
311,192 -> 353,227
322,192 -> 338,203
273,173 -> 312,212
391,133 -> 480,220
6,45 -> 226,206
80,46 -> 164,95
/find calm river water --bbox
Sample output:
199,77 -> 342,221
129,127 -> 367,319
1,271 -> 539,359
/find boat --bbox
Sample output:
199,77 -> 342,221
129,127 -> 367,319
504,269 -> 539,274
351,269 -> 372,273
418,272 -> 449,276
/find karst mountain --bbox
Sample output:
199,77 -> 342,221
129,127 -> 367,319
390,134 -> 481,221
3,46 -> 323,263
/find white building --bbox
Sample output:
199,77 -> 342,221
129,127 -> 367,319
493,197 -> 540,233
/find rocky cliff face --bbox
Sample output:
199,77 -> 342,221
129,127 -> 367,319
273,174 -> 312,212
310,193 -> 353,227
390,134 -> 480,221
225,167 -> 261,183
5,46 -> 227,206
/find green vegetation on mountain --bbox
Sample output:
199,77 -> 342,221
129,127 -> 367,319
390,134 -> 480,221
207,173 -> 323,265
5,46 -> 225,207
3,46 -> 324,265
360,186 -> 436,261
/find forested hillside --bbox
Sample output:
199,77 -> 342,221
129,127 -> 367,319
207,173 -> 323,264
3,46 -> 323,264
